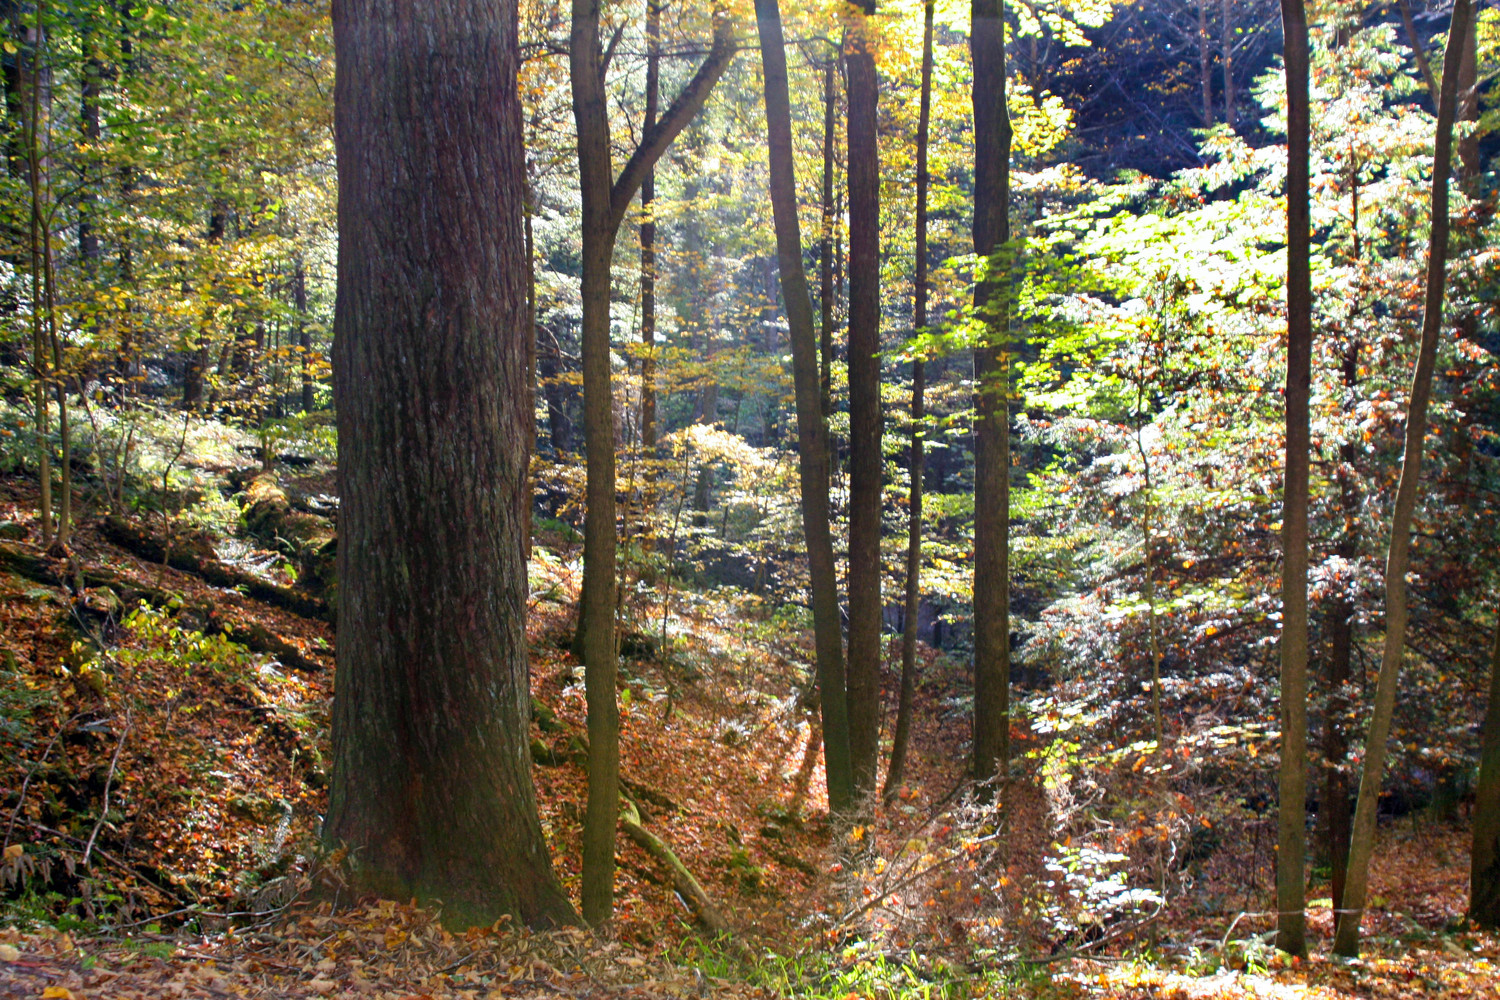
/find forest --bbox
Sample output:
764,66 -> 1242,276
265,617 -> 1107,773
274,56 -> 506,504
0,0 -> 1497,997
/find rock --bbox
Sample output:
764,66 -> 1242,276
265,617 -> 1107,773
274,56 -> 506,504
0,522 -> 26,540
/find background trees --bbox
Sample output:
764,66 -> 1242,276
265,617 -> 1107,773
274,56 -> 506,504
1,0 -> 1499,975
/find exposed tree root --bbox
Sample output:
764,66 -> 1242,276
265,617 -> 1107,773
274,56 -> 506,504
619,796 -> 730,935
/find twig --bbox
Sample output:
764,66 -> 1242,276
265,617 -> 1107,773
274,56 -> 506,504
17,818 -> 186,904
3,711 -> 84,850
83,707 -> 132,869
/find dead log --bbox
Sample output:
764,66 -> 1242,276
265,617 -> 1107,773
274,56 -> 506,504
0,543 -> 329,674
235,473 -> 338,605
99,516 -> 329,623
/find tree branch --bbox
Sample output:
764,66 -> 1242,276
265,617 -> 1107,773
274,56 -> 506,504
609,10 -> 739,234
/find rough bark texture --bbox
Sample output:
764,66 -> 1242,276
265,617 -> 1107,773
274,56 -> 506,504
844,0 -> 882,808
1333,0 -> 1471,957
1276,0 -> 1310,960
971,0 -> 1012,786
324,0 -> 575,931
754,0 -> 853,819
570,0 -> 735,924
1472,617 -> 1500,927
884,0 -> 934,805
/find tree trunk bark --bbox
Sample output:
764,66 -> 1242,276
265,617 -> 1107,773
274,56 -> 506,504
754,0 -> 854,820
1471,617 -> 1500,927
844,0 -> 883,809
325,0 -> 575,931
1333,0 -> 1472,957
971,0 -> 1012,786
1220,0 -> 1235,129
1198,0 -> 1213,128
1321,188 -> 1362,918
639,1 -> 660,457
1399,0 -> 1440,110
570,0 -> 622,925
1457,8 -> 1479,184
885,0 -> 934,805
23,3 -> 50,545
1276,0 -> 1311,959
296,258 -> 314,413
819,56 -> 836,423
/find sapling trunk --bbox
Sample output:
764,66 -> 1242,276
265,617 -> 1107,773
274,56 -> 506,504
1333,0 -> 1472,957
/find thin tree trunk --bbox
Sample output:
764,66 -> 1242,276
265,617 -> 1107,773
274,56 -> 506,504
1276,0 -> 1311,959
78,18 -> 101,267
525,190 -> 537,560
971,0 -> 1012,786
1399,0 -> 1440,110
1322,341 -> 1359,918
844,0 -> 883,808
539,327 -> 570,454
43,150 -> 68,548
570,0 -> 623,925
1457,8 -> 1478,184
819,55 -> 836,423
1322,169 -> 1362,917
1220,0 -> 1235,129
324,0 -> 576,930
24,3 -> 49,545
639,3 -> 660,457
884,0 -> 934,805
569,0 -> 736,924
754,0 -> 853,818
1198,0 -> 1213,128
1471,616 -> 1500,926
1334,0 -> 1472,957
296,259 -> 313,412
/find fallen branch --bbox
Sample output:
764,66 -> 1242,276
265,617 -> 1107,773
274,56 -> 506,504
618,796 -> 729,935
83,708 -> 132,868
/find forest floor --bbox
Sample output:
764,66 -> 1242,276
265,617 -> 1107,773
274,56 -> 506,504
0,465 -> 1497,998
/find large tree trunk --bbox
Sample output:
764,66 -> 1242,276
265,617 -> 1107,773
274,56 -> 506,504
754,0 -> 853,819
1276,0 -> 1311,959
324,0 -> 576,931
885,0 -> 934,805
1333,0 -> 1472,957
971,0 -> 1012,786
844,0 -> 883,808
1471,617 -> 1500,927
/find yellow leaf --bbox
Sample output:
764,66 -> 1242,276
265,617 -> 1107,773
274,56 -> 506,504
43,989 -> 76,999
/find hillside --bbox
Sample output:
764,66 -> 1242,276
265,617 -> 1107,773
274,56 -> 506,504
0,443 -> 1495,998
